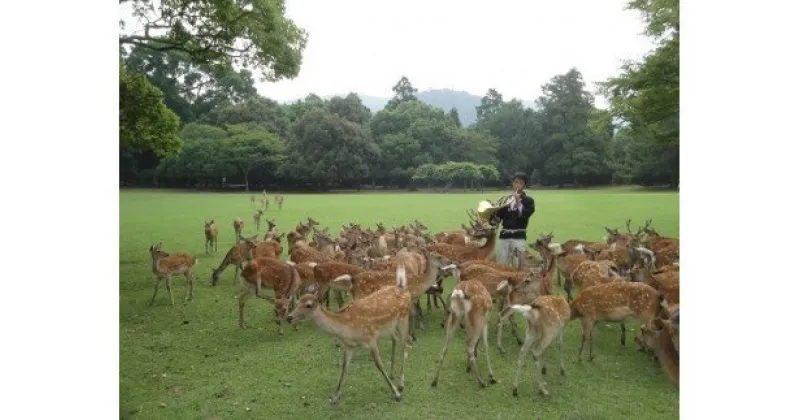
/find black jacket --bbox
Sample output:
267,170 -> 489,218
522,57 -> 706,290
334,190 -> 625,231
495,192 -> 535,239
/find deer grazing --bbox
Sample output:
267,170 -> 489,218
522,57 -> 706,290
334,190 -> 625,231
504,294 -> 571,398
253,209 -> 263,232
570,282 -> 669,361
148,243 -> 197,306
286,263 -> 413,405
637,317 -> 679,387
204,220 -> 218,254
430,275 -> 498,389
233,218 -> 245,243
237,257 -> 302,334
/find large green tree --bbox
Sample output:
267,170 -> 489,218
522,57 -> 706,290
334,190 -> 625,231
601,0 -> 679,186
119,62 -> 182,157
119,0 -> 308,81
280,109 -> 380,189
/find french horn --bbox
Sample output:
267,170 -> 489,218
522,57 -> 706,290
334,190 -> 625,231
473,194 -> 515,226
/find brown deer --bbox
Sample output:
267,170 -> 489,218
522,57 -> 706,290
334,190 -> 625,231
210,238 -> 276,286
565,259 -> 623,302
233,218 -> 245,243
426,222 -> 497,263
275,194 -> 284,210
329,251 -> 453,342
148,243 -> 197,306
311,260 -> 365,309
286,263 -> 412,405
237,257 -> 302,334
204,220 -> 218,254
263,219 -> 280,241
631,266 -> 679,305
430,278 -> 497,388
250,195 -> 256,205
253,209 -> 263,232
504,295 -> 571,398
570,282 -> 669,361
638,317 -> 679,387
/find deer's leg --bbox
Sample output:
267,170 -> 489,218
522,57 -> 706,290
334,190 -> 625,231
620,323 -> 627,346
465,316 -> 487,387
165,275 -> 175,305
587,319 -> 597,362
578,317 -> 593,362
512,332 -> 535,397
426,294 -> 432,310
558,329 -> 566,376
334,289 -> 344,309
496,306 -> 508,354
481,321 -> 497,385
331,346 -> 355,406
531,343 -> 550,397
237,288 -> 253,328
395,312 -> 411,392
431,312 -> 458,387
185,272 -> 194,302
149,276 -> 163,306
564,277 -> 573,303
368,342 -> 403,402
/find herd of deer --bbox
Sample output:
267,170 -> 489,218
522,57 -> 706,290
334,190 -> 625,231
147,198 -> 679,405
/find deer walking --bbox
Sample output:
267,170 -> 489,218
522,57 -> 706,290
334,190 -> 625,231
286,263 -> 412,405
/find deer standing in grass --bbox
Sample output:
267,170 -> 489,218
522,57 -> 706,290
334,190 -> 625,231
275,194 -> 284,210
148,243 -> 197,306
431,275 -> 498,388
204,220 -> 218,254
570,282 -> 669,361
253,209 -> 263,232
233,218 -> 245,243
504,295 -> 571,398
286,263 -> 413,405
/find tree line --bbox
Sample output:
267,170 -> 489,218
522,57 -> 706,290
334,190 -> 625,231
119,0 -> 678,191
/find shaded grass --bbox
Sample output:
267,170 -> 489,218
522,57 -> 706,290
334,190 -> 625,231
120,189 -> 679,419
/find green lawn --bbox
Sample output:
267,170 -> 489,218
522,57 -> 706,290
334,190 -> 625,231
119,188 -> 679,419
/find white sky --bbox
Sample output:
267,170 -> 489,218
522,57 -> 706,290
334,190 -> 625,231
121,0 -> 657,107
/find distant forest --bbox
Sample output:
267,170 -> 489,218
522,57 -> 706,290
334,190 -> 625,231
120,1 -> 678,192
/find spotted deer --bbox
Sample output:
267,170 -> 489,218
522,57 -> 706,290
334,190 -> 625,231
570,282 -> 669,361
286,263 -> 413,405
430,277 -> 497,389
204,220 -> 218,254
505,294 -> 572,398
148,243 -> 197,306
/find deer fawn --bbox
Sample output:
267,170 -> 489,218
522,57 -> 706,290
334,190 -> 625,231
148,243 -> 197,306
504,295 -> 571,398
233,218 -> 245,243
286,263 -> 413,405
204,220 -> 218,254
431,277 -> 498,388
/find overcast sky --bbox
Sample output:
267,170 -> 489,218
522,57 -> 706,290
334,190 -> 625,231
121,0 -> 656,107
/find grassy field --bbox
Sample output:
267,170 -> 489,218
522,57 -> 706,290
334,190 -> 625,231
119,187 -> 679,419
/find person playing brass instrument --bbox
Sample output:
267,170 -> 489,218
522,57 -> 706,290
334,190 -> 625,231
493,172 -> 535,267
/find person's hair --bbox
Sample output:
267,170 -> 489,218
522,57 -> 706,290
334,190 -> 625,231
513,172 -> 528,185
